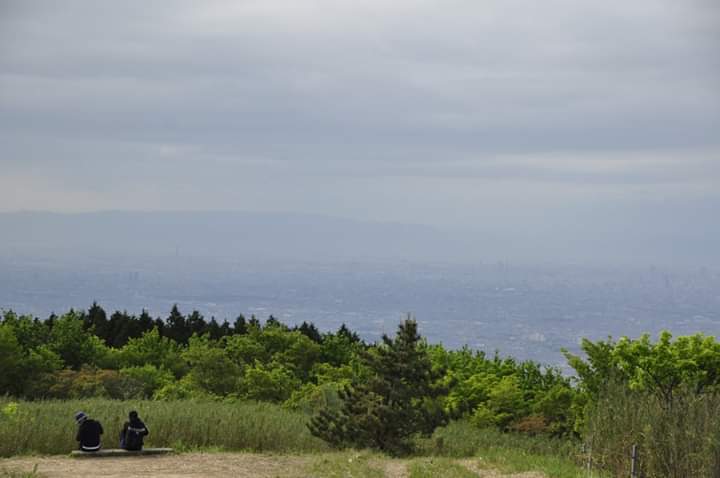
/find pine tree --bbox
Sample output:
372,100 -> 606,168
219,320 -> 232,338
233,315 -> 247,335
108,310 -> 135,347
85,302 -> 109,343
265,315 -> 285,329
337,323 -> 362,344
187,310 -> 207,337
137,309 -> 155,335
248,315 -> 261,329
297,321 -> 322,343
308,317 -> 446,455
166,304 -> 190,344
206,317 -> 222,340
153,317 -> 165,336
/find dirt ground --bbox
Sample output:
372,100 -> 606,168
1,452 -> 547,478
1,453 -> 309,478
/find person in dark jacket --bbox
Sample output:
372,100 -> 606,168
119,410 -> 149,450
75,411 -> 103,452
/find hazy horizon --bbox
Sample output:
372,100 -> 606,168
1,208 -> 719,269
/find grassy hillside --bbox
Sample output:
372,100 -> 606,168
0,398 -> 591,477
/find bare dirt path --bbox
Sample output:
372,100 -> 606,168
0,453 -> 310,478
2,453 -> 548,478
382,460 -> 409,478
459,458 -> 546,477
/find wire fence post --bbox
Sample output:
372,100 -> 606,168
631,444 -> 639,478
585,443 -> 593,477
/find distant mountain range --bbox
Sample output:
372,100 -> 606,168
0,211 -> 464,262
2,203 -> 720,268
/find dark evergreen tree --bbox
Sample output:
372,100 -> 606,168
206,317 -> 222,340
108,310 -> 137,347
85,302 -> 109,341
46,313 -> 57,331
248,315 -> 261,329
137,309 -> 155,335
233,314 -> 247,335
123,311 -> 144,344
337,323 -> 362,344
265,315 -> 285,329
219,320 -> 232,338
296,321 -> 322,343
308,318 -> 446,455
165,304 -> 190,344
187,310 -> 207,337
153,317 -> 166,336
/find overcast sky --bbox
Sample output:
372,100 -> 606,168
1,1 -> 719,265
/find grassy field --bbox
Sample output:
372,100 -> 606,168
422,421 -> 595,478
0,398 -> 327,456
0,399 -> 592,477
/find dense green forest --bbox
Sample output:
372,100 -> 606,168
2,304 -> 720,475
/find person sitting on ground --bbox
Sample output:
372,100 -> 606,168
120,410 -> 149,451
75,411 -> 104,452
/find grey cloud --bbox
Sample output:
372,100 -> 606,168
0,0 -> 719,266
2,0 -> 718,154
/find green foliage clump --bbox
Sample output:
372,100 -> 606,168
240,361 -> 300,402
183,335 -> 242,396
566,332 -> 720,477
118,327 -> 187,378
119,365 -> 174,398
434,344 -> 575,436
48,312 -> 106,370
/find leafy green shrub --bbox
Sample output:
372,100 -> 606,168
153,376 -> 208,400
284,382 -> 343,415
183,336 -> 242,396
48,313 -> 106,370
119,365 -> 174,398
40,367 -> 147,399
118,328 -> 187,378
567,332 -> 720,477
240,361 -> 300,402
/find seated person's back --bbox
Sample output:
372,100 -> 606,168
75,411 -> 103,452
121,410 -> 149,450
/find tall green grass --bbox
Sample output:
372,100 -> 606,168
585,384 -> 720,478
420,420 -> 595,478
408,457 -> 477,478
0,398 -> 602,478
309,451 -> 385,477
0,398 -> 327,457
422,420 -> 579,459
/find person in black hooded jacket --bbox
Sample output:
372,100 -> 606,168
75,411 -> 104,452
120,410 -> 149,450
